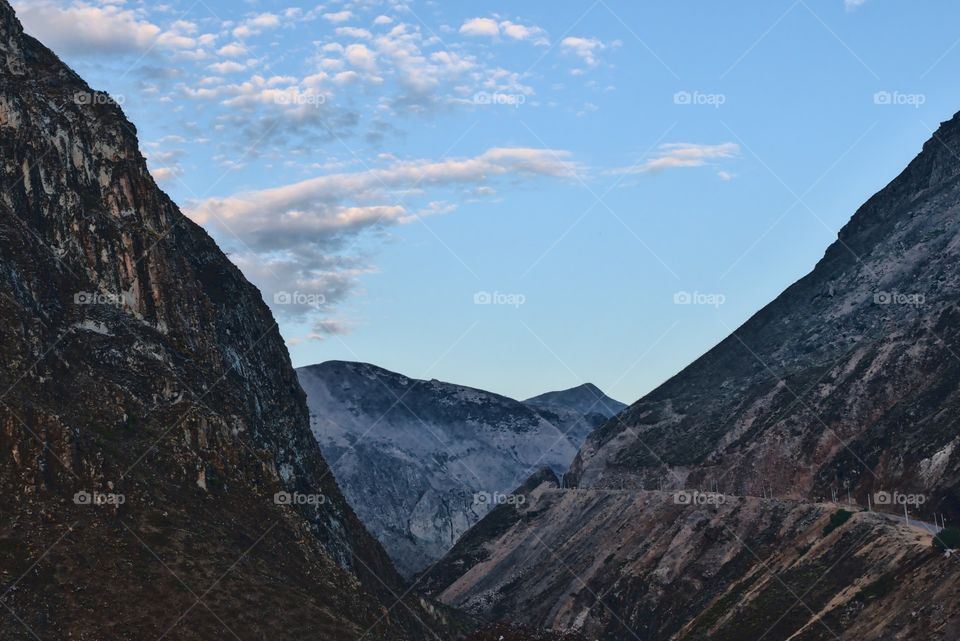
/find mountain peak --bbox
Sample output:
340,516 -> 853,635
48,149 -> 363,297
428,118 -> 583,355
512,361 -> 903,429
524,382 -> 626,417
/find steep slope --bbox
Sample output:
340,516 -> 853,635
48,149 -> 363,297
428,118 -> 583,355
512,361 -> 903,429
427,481 -> 960,640
570,114 -> 960,513
423,112 -> 960,639
296,361 -> 622,577
0,4 -> 454,639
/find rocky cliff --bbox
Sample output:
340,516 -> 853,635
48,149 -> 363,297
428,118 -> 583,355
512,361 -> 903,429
296,361 -> 624,577
0,2 -> 454,639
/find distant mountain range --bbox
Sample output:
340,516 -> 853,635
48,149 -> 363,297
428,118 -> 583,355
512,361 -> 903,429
297,361 -> 625,577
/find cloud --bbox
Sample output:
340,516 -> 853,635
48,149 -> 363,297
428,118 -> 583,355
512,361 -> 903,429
459,17 -> 547,44
337,26 -> 373,40
13,1 -> 205,55
232,12 -> 284,38
844,0 -> 868,9
323,10 -> 354,23
560,36 -> 605,66
187,148 -> 576,327
614,143 -> 740,174
459,17 -> 500,37
217,42 -> 248,58
207,61 -> 247,74
500,21 -> 547,43
345,43 -> 377,70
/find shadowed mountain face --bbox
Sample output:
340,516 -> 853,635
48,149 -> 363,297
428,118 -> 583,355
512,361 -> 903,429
423,114 -> 960,639
0,3 -> 455,639
296,361 -> 624,577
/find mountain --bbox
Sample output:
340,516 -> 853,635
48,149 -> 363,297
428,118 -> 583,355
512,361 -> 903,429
423,112 -> 960,639
296,361 -> 624,577
523,384 -> 627,446
0,3 -> 456,639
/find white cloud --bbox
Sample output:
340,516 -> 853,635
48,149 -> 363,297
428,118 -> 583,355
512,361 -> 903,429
346,43 -> 377,70
337,26 -> 373,40
232,12 -> 283,38
373,15 -> 393,26
323,10 -> 354,23
190,147 -> 576,228
459,17 -> 500,37
248,13 -> 280,28
458,17 -> 547,44
614,143 -> 740,174
844,0 -> 868,9
561,36 -> 605,66
500,20 -> 547,44
217,42 -> 248,58
208,61 -> 247,74
14,1 -> 204,55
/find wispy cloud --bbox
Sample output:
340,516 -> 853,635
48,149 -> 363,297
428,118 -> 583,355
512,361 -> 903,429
614,143 -> 740,174
187,148 -> 577,334
561,36 -> 605,66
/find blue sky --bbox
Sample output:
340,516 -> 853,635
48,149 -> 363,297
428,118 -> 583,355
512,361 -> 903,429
16,0 -> 960,403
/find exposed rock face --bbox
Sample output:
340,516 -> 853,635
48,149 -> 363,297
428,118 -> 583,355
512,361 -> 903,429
424,114 -> 960,638
0,3 -> 453,639
427,483 -> 960,640
296,361 -> 624,577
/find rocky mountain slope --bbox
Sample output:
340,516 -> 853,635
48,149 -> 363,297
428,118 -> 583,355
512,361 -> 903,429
570,114 -> 960,513
296,361 -> 624,577
0,3 -> 457,639
426,476 -> 960,640
423,113 -> 960,639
